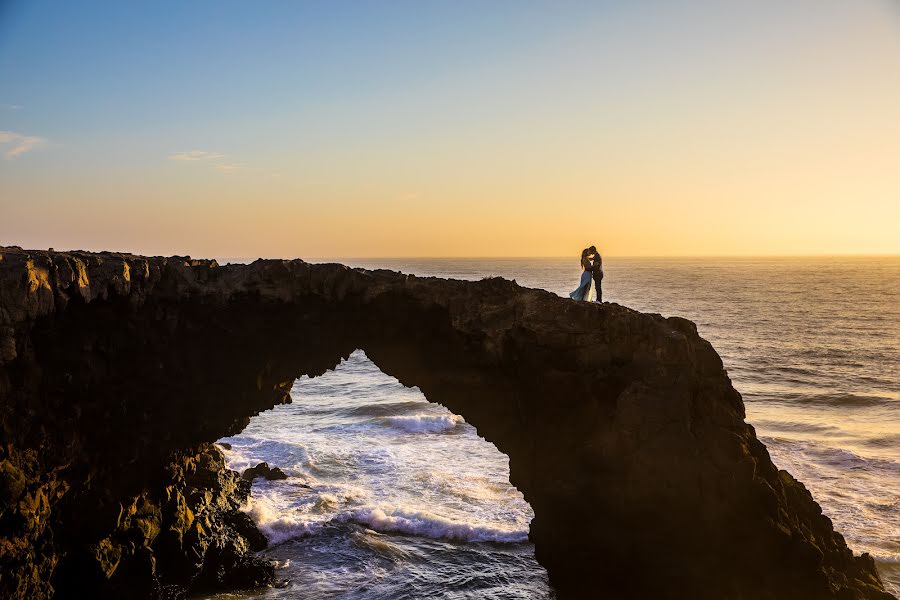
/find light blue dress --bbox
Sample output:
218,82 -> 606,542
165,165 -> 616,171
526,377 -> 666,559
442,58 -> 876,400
569,270 -> 592,301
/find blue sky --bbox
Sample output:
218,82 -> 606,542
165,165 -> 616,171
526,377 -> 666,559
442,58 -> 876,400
2,1 -> 899,257
1,2 -> 584,146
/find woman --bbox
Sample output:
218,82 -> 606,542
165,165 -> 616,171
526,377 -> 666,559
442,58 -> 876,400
569,247 -> 594,301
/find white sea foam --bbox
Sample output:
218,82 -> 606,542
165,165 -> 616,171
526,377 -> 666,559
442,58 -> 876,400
218,438 -> 315,474
383,414 -> 464,433
336,505 -> 529,543
243,493 -> 529,546
218,443 -> 257,473
242,495 -> 322,545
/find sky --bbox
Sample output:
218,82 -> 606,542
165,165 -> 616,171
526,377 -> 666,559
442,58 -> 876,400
1,0 -> 899,258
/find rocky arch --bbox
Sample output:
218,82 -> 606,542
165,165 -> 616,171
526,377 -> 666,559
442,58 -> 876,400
0,247 -> 893,599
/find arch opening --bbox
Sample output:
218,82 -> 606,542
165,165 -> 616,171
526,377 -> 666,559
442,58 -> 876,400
215,349 -> 553,599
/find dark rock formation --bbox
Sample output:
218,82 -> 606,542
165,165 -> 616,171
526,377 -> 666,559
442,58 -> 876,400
0,246 -> 893,600
242,463 -> 288,482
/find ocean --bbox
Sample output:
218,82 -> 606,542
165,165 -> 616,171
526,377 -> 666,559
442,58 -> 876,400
210,257 -> 900,598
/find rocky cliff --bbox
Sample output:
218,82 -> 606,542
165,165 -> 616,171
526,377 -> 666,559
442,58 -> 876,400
0,246 -> 893,599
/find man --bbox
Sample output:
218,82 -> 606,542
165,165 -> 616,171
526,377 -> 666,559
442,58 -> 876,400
587,245 -> 603,303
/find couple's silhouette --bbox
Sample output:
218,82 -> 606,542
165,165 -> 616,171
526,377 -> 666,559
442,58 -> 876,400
569,246 -> 602,302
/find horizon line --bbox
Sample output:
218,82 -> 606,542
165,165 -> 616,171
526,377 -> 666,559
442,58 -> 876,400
4,246 -> 900,260
231,253 -> 900,261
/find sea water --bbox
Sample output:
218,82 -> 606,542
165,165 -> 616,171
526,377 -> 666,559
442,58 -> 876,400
210,257 -> 899,598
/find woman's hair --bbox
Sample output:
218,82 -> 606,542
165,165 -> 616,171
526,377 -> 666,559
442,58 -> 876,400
580,247 -> 592,270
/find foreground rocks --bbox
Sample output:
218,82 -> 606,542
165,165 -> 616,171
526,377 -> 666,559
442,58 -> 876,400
0,438 -> 272,598
0,246 -> 894,599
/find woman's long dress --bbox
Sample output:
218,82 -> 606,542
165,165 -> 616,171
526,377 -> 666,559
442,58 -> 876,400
569,269 -> 592,301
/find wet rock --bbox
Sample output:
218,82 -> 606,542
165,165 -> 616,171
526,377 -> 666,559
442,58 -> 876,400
0,459 -> 26,504
226,511 -> 268,552
242,462 -> 288,482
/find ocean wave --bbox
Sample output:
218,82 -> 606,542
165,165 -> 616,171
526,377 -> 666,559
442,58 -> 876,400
761,436 -> 899,472
751,419 -> 843,436
218,436 -> 314,472
794,392 -> 896,407
412,471 -> 519,504
345,400 -> 430,418
243,495 -> 529,546
753,391 -> 894,408
863,434 -> 900,450
336,506 -> 529,543
349,529 -> 417,561
383,414 -> 465,433
242,496 -> 322,545
870,553 -> 900,565
217,444 -> 260,473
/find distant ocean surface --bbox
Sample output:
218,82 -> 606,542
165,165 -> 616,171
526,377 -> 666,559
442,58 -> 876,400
210,257 -> 900,599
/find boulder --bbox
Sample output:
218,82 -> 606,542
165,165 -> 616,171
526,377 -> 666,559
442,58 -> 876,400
242,462 -> 288,482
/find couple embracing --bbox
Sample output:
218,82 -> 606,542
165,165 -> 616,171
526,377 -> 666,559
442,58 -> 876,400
569,245 -> 602,303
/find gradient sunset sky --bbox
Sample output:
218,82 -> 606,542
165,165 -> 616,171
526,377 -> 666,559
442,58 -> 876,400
1,1 -> 899,258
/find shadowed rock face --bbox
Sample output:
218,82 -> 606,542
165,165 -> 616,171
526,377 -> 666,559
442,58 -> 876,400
0,246 -> 893,600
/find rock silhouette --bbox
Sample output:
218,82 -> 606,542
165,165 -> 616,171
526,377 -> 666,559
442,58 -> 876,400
0,247 -> 893,599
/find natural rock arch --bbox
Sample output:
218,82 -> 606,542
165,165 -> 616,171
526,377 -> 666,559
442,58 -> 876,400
0,247 -> 893,599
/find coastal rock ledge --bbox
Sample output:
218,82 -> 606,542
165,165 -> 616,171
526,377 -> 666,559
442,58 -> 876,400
0,247 -> 893,600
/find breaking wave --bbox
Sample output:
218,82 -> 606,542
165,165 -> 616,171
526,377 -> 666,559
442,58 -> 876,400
242,496 -> 322,545
382,414 -> 465,433
336,506 -> 529,543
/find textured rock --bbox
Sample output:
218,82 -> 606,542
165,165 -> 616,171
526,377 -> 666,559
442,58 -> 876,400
242,463 -> 288,482
0,246 -> 894,599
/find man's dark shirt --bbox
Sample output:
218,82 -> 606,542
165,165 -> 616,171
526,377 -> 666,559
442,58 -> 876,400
590,258 -> 603,286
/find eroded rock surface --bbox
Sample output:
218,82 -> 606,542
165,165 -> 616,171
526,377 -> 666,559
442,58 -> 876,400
0,247 -> 893,599
242,463 -> 288,482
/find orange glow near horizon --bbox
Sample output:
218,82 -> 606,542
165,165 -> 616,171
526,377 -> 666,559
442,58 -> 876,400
1,1 -> 899,259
